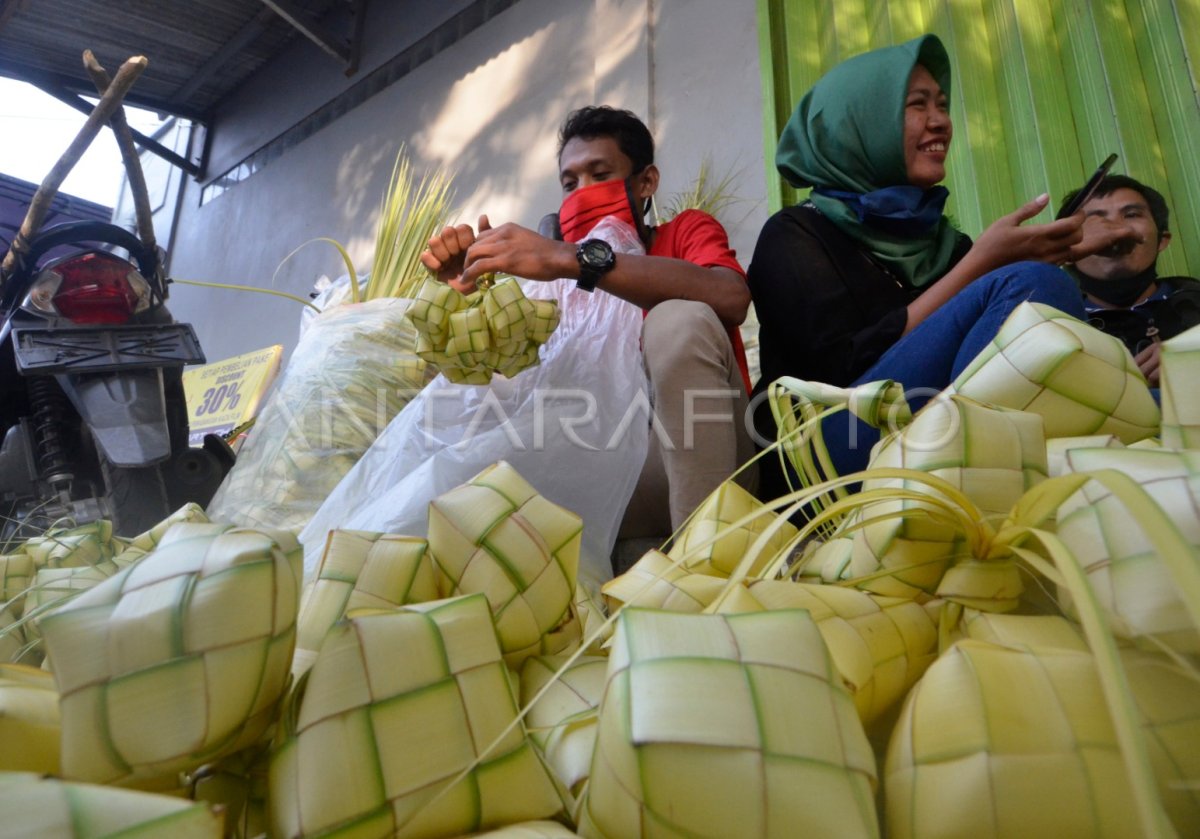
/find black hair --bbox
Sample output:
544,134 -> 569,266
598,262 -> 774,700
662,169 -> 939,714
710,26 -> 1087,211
557,106 -> 655,174
1060,174 -> 1170,237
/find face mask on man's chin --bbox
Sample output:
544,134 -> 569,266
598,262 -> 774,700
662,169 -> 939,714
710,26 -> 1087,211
1078,263 -> 1159,308
557,178 -> 649,244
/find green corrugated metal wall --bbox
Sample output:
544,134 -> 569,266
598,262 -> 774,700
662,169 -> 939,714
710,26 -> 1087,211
757,0 -> 1200,277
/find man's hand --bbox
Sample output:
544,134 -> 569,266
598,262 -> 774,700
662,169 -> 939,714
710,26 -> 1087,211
1134,342 -> 1162,386
447,218 -> 748,328
1072,213 -> 1142,262
419,215 -> 491,293
460,222 -> 577,289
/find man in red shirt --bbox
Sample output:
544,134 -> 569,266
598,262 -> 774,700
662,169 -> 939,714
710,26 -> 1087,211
420,106 -> 756,558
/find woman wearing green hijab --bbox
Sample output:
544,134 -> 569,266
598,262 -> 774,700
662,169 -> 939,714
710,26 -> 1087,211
747,33 -> 1130,495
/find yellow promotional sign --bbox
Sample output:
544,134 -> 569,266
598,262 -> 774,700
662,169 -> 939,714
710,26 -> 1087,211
183,345 -> 283,445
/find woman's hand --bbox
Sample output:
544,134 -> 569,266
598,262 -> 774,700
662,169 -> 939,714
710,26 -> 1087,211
969,194 -> 1138,271
903,192 -> 1141,336
969,194 -> 1085,271
903,193 -> 1122,336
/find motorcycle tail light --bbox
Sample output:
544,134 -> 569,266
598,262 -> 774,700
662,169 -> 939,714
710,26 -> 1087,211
25,251 -> 152,324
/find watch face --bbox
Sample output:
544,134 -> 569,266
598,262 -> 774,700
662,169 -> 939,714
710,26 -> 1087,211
580,239 -> 614,269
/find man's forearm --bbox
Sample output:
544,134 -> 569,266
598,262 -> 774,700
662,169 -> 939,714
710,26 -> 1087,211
593,257 -> 750,328
458,222 -> 750,327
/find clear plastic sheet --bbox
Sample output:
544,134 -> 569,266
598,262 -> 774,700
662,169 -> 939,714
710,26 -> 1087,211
300,218 -> 650,586
298,272 -> 362,341
207,297 -> 431,532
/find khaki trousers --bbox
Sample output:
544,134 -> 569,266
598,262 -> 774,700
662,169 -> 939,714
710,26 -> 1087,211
619,300 -> 758,539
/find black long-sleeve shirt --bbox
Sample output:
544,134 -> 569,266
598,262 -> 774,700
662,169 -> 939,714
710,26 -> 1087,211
749,202 -> 977,389
746,202 -> 970,498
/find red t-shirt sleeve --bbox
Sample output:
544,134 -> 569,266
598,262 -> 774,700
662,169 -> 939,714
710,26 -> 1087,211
651,209 -> 747,277
650,209 -> 752,392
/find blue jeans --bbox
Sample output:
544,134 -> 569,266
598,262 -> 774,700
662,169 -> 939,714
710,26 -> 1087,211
824,261 -> 1085,476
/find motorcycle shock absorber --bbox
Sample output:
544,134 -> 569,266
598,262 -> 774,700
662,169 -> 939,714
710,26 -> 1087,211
29,376 -> 75,491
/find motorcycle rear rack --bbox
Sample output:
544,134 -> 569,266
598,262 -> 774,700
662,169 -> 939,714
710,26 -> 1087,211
12,324 -> 206,375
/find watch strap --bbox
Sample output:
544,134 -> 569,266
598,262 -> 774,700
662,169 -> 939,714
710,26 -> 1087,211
576,238 -> 615,292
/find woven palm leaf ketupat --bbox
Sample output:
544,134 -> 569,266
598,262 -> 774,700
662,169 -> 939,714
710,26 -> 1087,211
0,663 -> 60,774
815,396 -> 1047,600
0,521 -> 124,654
191,742 -> 272,839
667,480 -> 799,577
932,556 -> 1026,613
295,530 -> 438,671
1054,447 -> 1200,652
407,278 -> 455,356
948,302 -> 1160,442
954,610 -> 1089,652
767,378 -> 912,533
0,601 -> 28,664
520,653 -> 609,803
112,502 -> 211,567
581,608 -> 878,838
884,639 -> 1198,838
1160,323 -> 1200,450
20,519 -> 120,573
268,593 -> 565,839
714,580 -> 938,727
1118,648 -> 1200,832
23,565 -> 113,639
38,522 -> 302,788
465,822 -> 582,837
0,509 -> 212,665
409,276 -> 559,384
600,549 -> 727,613
1046,434 -> 1123,477
0,553 -> 34,613
0,772 -> 224,837
427,461 -> 583,667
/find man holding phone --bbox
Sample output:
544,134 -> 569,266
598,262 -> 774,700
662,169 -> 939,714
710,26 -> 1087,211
1060,175 -> 1200,385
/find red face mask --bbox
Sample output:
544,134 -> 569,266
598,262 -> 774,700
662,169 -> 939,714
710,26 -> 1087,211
558,178 -> 641,243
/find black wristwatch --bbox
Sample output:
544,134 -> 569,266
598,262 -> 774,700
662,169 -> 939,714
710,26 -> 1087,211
575,238 -> 616,292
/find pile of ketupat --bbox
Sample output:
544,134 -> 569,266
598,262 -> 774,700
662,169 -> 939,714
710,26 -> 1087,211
0,308 -> 1197,838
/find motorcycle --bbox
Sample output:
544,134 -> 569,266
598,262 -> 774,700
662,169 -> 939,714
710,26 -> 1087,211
0,54 -> 231,540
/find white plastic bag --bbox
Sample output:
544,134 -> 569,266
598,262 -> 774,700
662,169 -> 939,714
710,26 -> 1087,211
298,272 -> 365,340
207,297 -> 430,532
300,218 -> 650,586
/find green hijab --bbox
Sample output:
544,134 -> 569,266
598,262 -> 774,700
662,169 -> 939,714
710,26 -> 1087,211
776,34 -> 961,288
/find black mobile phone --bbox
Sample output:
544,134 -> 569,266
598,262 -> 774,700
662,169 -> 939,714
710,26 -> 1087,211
1056,153 -> 1119,219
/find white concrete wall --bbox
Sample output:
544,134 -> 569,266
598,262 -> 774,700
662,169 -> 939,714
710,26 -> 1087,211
165,0 -> 768,368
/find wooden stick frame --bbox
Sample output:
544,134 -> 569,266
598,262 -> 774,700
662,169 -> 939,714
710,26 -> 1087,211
0,54 -> 148,282
83,50 -> 157,253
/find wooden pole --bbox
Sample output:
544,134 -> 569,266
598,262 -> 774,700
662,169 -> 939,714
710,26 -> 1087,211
1,55 -> 148,281
83,50 -> 157,252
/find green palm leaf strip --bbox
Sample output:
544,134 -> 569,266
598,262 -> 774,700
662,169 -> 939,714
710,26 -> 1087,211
367,147 -> 455,301
768,377 -> 912,537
